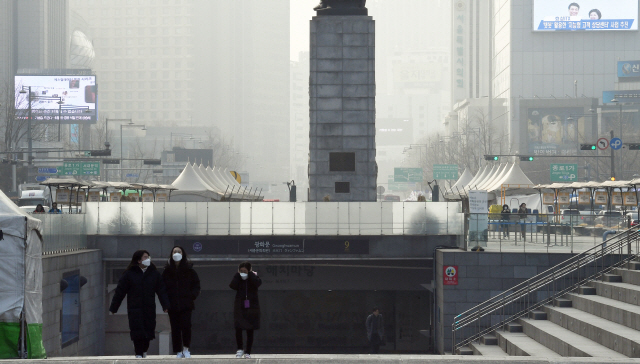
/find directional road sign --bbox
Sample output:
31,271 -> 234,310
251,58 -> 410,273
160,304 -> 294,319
37,167 -> 58,174
597,137 -> 609,150
610,137 -> 623,150
394,168 -> 423,183
35,176 -> 49,182
550,163 -> 578,182
59,161 -> 101,176
433,164 -> 459,180
125,173 -> 139,178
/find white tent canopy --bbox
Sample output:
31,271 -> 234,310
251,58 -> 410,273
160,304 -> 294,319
170,163 -> 223,201
446,168 -> 474,195
0,189 -> 46,358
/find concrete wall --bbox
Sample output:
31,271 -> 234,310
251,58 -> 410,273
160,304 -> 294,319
42,249 -> 104,357
435,249 -> 575,354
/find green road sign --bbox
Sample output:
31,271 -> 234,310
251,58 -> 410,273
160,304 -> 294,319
59,161 -> 101,176
433,164 -> 459,180
550,163 -> 578,182
394,168 -> 423,183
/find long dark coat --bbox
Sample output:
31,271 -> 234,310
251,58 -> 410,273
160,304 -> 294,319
109,264 -> 170,341
162,262 -> 201,312
229,272 -> 262,330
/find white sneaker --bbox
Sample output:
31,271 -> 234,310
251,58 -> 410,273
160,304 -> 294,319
235,349 -> 244,358
142,352 -> 147,358
176,351 -> 184,358
183,348 -> 191,358
135,355 -> 143,358
244,353 -> 251,359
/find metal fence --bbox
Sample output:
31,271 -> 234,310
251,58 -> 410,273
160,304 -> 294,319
467,212 -> 623,253
81,201 -> 464,237
32,213 -> 88,255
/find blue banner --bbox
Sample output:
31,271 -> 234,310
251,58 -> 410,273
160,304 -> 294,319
602,90 -> 640,104
618,61 -> 640,78
537,19 -> 635,31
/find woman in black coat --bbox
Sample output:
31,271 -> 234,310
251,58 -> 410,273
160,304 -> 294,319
109,250 -> 170,358
229,261 -> 262,359
162,246 -> 201,358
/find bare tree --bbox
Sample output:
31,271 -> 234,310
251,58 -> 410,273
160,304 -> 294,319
0,81 -> 48,158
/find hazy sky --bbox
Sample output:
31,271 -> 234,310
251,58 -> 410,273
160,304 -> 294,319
290,0 -> 317,61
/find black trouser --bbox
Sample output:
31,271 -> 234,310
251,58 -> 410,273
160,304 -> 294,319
236,328 -> 254,354
370,333 -> 381,354
133,338 -> 150,356
169,310 -> 193,353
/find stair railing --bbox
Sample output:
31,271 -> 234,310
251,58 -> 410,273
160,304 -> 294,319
452,228 -> 640,353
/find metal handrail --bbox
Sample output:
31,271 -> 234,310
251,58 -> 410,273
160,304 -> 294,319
452,227 -> 640,353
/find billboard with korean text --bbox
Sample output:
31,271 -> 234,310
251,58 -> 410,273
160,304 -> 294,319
533,0 -> 638,31
15,75 -> 97,123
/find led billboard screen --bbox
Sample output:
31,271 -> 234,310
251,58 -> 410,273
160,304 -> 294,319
15,75 -> 97,123
533,0 -> 638,31
527,107 -> 587,155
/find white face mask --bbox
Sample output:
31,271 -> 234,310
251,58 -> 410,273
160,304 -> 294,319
240,272 -> 248,280
172,253 -> 182,262
141,258 -> 151,267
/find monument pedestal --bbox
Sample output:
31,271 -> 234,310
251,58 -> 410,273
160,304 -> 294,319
308,15 -> 377,202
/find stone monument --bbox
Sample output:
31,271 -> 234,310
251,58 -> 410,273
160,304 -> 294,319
308,0 -> 377,201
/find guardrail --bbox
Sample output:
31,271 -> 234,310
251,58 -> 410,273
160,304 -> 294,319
452,227 -> 640,353
81,201 -> 464,237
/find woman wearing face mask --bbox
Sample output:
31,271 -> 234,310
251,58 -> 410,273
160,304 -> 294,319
109,250 -> 170,358
162,246 -> 201,358
229,261 -> 262,359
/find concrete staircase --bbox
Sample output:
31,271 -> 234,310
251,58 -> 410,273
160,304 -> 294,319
461,261 -> 640,358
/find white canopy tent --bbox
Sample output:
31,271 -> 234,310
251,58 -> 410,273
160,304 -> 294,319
445,168 -> 474,196
171,163 -> 223,201
0,189 -> 46,358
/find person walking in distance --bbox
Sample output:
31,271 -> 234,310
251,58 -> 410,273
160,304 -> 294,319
109,250 -> 170,358
162,246 -> 201,358
501,204 -> 511,238
366,307 -> 385,354
229,261 -> 262,359
518,203 -> 528,241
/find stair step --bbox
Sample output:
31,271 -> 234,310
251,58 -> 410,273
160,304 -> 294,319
480,334 -> 497,345
543,304 -> 640,357
627,261 -> 640,270
578,285 -> 596,295
614,267 -> 640,286
554,298 -> 572,307
468,341 -> 508,356
603,273 -> 623,282
529,310 -> 547,320
590,280 -> 640,306
456,346 -> 474,355
519,317 -> 626,357
495,330 -> 561,357
506,322 -> 522,332
566,292 -> 640,331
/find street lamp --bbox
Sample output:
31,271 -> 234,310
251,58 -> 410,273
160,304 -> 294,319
120,122 -> 146,180
610,99 -> 624,179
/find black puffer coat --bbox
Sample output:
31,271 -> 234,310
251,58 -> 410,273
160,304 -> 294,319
229,272 -> 262,330
162,262 -> 201,312
109,264 -> 170,340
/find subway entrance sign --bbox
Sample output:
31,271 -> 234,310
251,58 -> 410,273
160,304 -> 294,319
550,163 -> 578,182
433,164 -> 459,180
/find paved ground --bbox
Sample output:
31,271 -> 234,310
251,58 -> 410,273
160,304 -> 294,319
4,355 -> 640,363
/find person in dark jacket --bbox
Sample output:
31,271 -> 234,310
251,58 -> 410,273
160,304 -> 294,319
162,246 -> 201,358
366,307 -> 385,354
109,250 -> 170,358
518,203 -> 528,240
501,204 -> 510,238
229,261 -> 262,359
